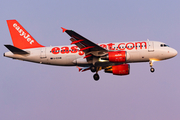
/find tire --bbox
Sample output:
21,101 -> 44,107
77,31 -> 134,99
93,74 -> 100,81
150,68 -> 155,73
91,66 -> 96,72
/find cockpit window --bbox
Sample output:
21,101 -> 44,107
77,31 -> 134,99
160,44 -> 169,47
164,44 -> 169,47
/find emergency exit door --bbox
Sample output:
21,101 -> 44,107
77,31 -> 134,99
148,41 -> 154,52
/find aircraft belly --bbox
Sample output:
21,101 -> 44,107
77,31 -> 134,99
47,54 -> 77,66
148,49 -> 169,60
127,50 -> 149,62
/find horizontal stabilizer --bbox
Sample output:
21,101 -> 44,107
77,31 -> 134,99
4,45 -> 29,54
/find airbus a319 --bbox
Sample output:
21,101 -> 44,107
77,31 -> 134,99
4,20 -> 178,81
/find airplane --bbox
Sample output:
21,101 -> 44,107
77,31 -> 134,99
4,20 -> 178,81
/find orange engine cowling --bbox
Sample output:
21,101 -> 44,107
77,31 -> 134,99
104,64 -> 130,75
109,51 -> 126,62
101,51 -> 127,62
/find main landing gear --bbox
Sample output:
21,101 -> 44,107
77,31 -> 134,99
90,66 -> 96,73
93,73 -> 100,81
149,60 -> 155,73
91,66 -> 100,81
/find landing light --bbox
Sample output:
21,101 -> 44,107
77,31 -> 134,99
150,59 -> 159,62
99,58 -> 108,62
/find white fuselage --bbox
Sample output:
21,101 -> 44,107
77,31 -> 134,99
4,41 -> 177,66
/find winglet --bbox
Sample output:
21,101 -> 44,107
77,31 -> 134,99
76,66 -> 82,72
61,27 -> 67,33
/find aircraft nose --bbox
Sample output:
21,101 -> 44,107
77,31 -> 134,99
171,48 -> 178,57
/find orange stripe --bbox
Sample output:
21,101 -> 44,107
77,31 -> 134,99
83,54 -> 92,59
71,39 -> 84,45
79,46 -> 95,51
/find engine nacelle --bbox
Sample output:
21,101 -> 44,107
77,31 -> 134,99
104,64 -> 130,75
101,51 -> 130,62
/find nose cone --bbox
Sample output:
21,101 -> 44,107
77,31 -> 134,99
172,49 -> 178,56
170,48 -> 178,57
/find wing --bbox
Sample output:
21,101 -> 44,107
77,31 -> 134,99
61,28 -> 108,57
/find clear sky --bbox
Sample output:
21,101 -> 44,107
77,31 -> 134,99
0,0 -> 180,120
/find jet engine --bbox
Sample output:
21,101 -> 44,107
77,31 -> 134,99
101,51 -> 130,62
104,64 -> 130,75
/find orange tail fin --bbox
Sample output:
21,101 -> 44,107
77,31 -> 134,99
6,20 -> 44,49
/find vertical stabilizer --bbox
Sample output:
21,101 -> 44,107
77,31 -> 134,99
6,20 -> 44,49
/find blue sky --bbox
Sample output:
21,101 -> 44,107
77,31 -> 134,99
0,0 -> 180,120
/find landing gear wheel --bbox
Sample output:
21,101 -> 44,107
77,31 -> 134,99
93,74 -> 100,81
150,68 -> 155,73
91,66 -> 96,73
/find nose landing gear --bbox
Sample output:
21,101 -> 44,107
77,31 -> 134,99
150,67 -> 155,72
149,60 -> 155,73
